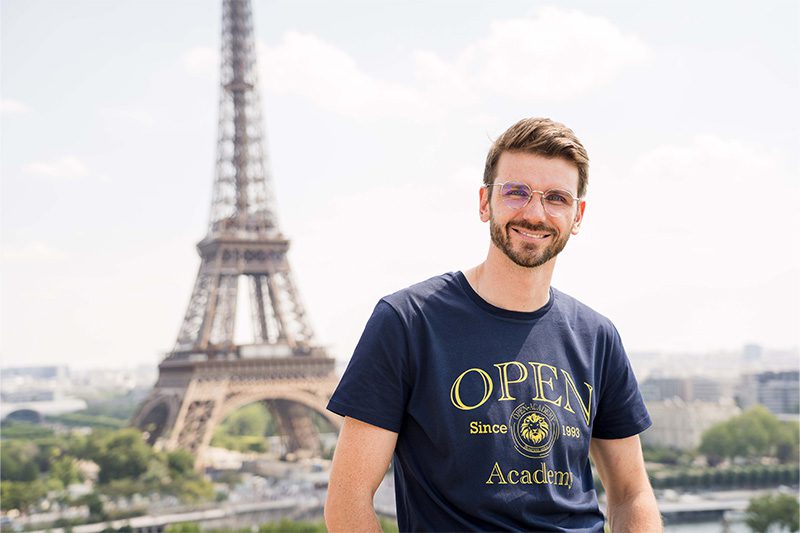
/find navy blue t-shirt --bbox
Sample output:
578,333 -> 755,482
327,272 -> 651,532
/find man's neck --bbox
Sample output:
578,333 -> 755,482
464,246 -> 555,312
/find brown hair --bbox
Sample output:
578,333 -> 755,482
483,117 -> 589,198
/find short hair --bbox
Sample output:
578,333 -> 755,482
483,117 -> 589,198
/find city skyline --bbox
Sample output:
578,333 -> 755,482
2,0 -> 798,369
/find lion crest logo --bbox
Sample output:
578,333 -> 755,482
510,403 -> 560,458
520,412 -> 550,444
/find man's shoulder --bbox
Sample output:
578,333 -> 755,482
380,271 -> 462,314
551,287 -> 618,334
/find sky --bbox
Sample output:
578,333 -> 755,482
1,0 -> 798,370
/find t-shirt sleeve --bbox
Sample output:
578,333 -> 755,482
326,300 -> 411,433
591,325 -> 651,439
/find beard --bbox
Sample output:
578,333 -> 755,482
489,214 -> 571,269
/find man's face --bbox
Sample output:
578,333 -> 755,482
480,151 -> 585,269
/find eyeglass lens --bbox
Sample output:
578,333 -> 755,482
499,182 -> 575,216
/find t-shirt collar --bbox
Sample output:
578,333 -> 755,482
455,270 -> 555,321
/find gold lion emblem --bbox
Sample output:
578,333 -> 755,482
520,412 -> 549,444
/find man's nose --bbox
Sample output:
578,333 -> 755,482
521,192 -> 548,219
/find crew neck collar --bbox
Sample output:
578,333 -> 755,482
454,271 -> 555,321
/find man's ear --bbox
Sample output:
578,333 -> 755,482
571,200 -> 586,235
479,187 -> 491,222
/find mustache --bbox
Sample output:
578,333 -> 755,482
507,222 -> 557,234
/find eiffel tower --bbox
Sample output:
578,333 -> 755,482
133,0 -> 340,464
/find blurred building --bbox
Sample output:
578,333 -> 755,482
738,370 -> 800,416
743,343 -> 763,362
0,364 -> 156,422
641,398 -> 740,450
0,389 -> 87,422
68,365 -> 157,391
640,376 -> 726,403
2,366 -> 68,380
1,365 -> 71,392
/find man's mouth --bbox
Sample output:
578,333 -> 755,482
511,227 -> 552,240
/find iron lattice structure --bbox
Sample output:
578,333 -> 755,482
133,0 -> 340,464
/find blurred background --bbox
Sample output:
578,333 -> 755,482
2,1 -> 798,532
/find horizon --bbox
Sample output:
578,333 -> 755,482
2,343 -> 798,373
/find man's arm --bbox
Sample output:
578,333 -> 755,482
590,435 -> 662,533
325,416 -> 398,533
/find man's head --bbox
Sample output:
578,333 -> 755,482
483,117 -> 589,199
480,118 -> 589,269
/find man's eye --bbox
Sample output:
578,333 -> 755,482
545,192 -> 569,204
505,189 -> 529,197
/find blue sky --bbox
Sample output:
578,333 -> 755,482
2,0 -> 798,368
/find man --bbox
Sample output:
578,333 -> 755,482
324,118 -> 661,532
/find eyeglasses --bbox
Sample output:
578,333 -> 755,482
484,181 -> 582,217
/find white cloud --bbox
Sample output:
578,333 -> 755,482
412,50 -> 479,108
455,7 -> 650,101
625,135 -> 794,240
259,32 -> 419,119
1,242 -> 64,263
23,156 -> 90,179
182,46 -> 219,77
256,7 -> 649,120
620,135 -> 798,278
1,99 -> 30,114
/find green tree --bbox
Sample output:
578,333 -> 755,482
140,455 -> 170,487
775,422 -> 800,464
745,492 -> 800,532
211,403 -> 276,452
0,440 -> 40,481
0,420 -> 54,439
699,423 -> 735,465
171,477 -> 215,503
0,480 -> 47,512
699,406 -> 799,463
166,449 -> 195,476
77,492 -> 107,521
91,428 -> 155,483
49,456 -> 82,487
738,406 -> 775,457
221,403 -> 272,436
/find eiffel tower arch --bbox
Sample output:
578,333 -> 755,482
133,0 -> 341,464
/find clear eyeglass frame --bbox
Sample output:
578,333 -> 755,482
483,181 -> 583,218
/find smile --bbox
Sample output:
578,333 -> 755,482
511,228 -> 552,240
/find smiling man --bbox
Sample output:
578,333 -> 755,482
324,118 -> 661,532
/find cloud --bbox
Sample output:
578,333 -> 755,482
256,7 -> 649,120
627,135 -> 792,232
182,46 -> 219,77
1,99 -> 30,114
1,242 -> 64,263
259,33 -> 419,119
23,156 -> 90,179
412,50 -> 480,108
455,7 -> 650,101
587,135 -> 798,289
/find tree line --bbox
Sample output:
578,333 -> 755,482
1,426 -> 212,515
